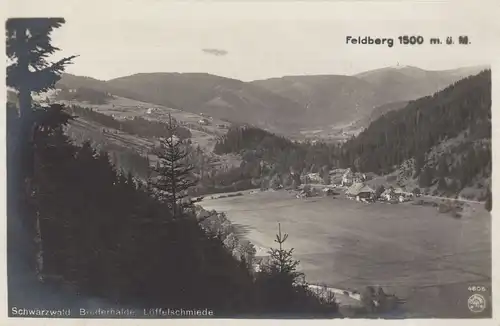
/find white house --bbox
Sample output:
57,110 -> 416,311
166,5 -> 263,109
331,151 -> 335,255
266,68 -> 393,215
306,173 -> 323,184
199,118 -> 210,125
345,183 -> 375,200
341,168 -> 366,187
147,108 -> 160,114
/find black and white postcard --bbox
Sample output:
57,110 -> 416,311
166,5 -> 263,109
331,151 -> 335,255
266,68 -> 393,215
2,0 -> 499,324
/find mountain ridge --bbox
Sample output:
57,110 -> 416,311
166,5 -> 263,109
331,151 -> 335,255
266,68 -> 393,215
56,65 -> 487,136
340,69 -> 491,200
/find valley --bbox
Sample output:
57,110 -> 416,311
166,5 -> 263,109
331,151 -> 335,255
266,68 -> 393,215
15,64 -> 491,318
56,65 -> 487,138
201,190 -> 491,317
56,95 -> 242,178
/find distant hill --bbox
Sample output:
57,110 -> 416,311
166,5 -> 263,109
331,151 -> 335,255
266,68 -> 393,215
340,70 -> 491,200
57,73 -> 306,133
57,65 -> 486,136
354,65 -> 488,106
55,74 -> 163,108
250,75 -> 378,125
54,74 -> 108,90
253,65 -> 487,128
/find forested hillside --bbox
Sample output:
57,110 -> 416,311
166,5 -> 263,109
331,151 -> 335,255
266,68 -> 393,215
8,104 -> 340,314
58,66 -> 485,137
68,105 -> 192,139
58,72 -> 307,132
207,126 -> 340,191
252,66 -> 485,127
350,100 -> 409,131
340,70 -> 491,199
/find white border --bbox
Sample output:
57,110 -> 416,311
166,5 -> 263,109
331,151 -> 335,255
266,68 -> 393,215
2,0 -> 499,325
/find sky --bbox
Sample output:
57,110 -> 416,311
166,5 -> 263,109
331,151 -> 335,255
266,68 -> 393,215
5,0 -> 499,81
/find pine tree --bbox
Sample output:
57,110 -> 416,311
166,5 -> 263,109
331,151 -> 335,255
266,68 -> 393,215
6,18 -> 76,280
30,104 -> 76,280
255,223 -> 308,313
6,18 -> 77,178
266,223 -> 303,280
6,18 -> 76,119
152,114 -> 197,217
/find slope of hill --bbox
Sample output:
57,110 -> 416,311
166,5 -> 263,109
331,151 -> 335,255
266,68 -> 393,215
354,65 -> 487,106
56,86 -> 115,105
349,100 -> 409,131
54,74 -> 108,90
340,70 -> 491,200
253,66 -> 486,129
250,75 -> 378,125
56,65 -> 486,138
8,90 -> 242,181
212,125 -> 341,188
57,73 -> 307,133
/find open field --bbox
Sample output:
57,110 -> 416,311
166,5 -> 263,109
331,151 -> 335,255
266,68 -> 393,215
201,191 -> 491,317
58,96 -> 242,171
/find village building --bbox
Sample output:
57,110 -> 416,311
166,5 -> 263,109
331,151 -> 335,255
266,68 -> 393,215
341,168 -> 367,187
379,186 -> 413,203
380,188 -> 396,201
345,182 -> 375,201
304,173 -> 324,184
198,118 -> 210,125
146,107 -> 160,114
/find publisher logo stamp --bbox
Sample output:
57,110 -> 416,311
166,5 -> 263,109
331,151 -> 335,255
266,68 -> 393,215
468,293 -> 486,313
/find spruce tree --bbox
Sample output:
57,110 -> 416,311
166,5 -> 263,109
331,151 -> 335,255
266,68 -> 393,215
256,223 -> 308,313
267,223 -> 302,280
6,18 -> 76,280
6,18 -> 76,121
6,18 -> 77,179
152,114 -> 197,217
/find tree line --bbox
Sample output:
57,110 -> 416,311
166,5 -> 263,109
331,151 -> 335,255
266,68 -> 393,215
209,126 -> 340,192
8,102 -> 340,315
339,70 -> 492,198
67,105 -> 192,139
56,86 -> 114,105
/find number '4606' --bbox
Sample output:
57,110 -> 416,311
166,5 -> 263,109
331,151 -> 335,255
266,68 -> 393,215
468,286 -> 487,292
